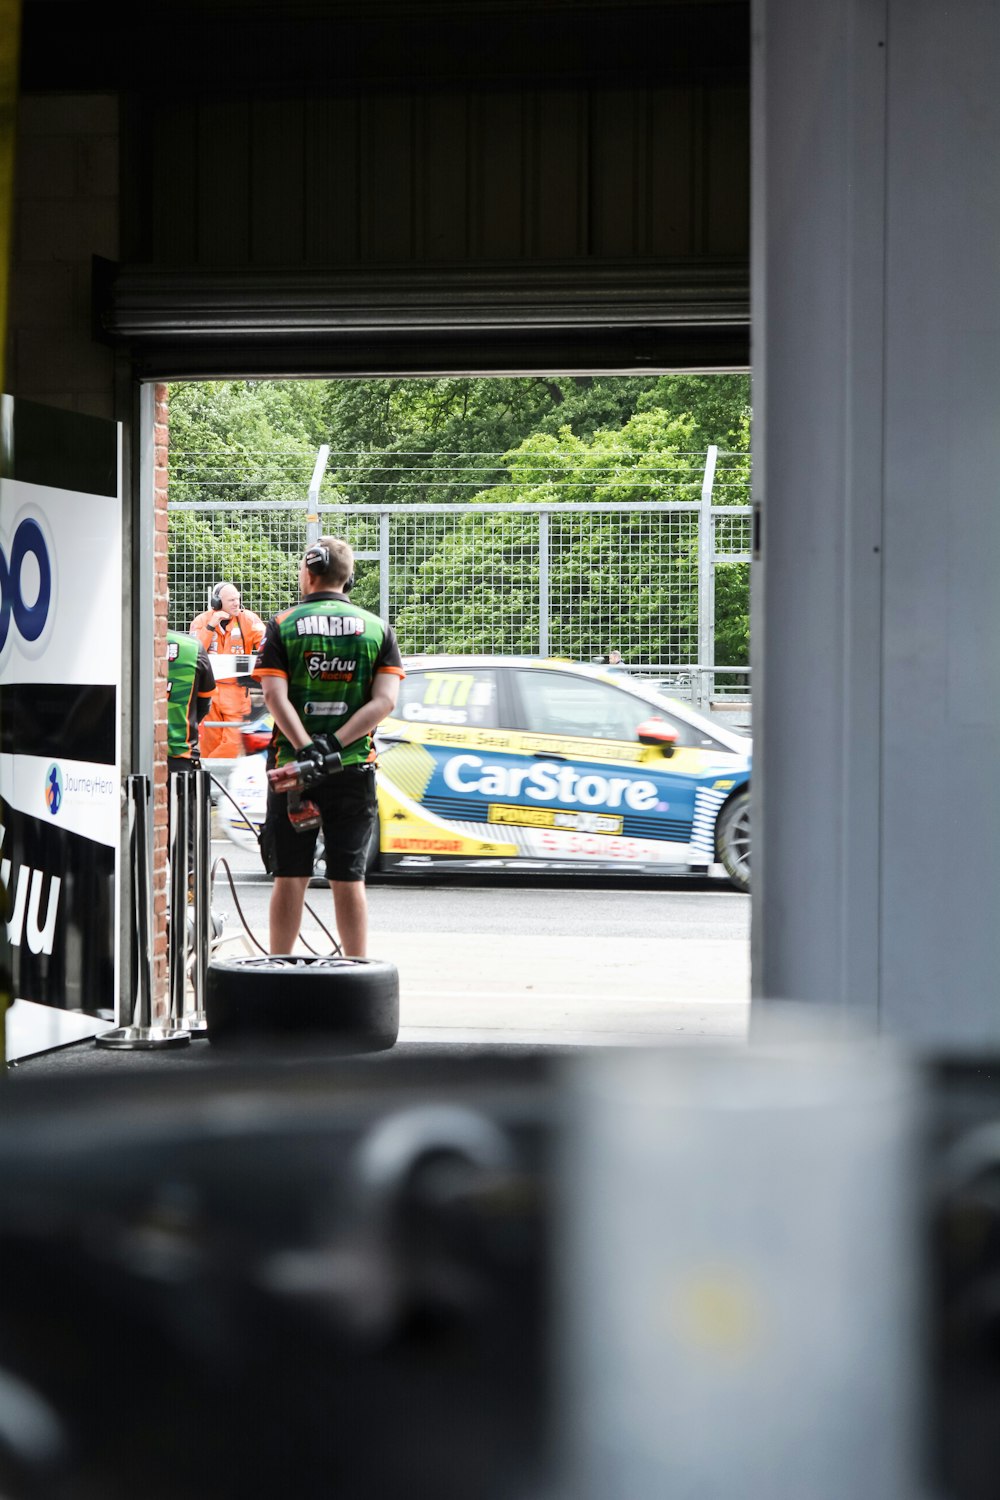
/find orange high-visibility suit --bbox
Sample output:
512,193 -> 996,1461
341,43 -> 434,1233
188,603 -> 266,758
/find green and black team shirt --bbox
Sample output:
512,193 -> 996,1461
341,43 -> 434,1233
253,591 -> 405,768
166,630 -> 215,758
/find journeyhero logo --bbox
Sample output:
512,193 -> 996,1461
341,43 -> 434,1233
0,516 -> 53,660
442,754 -> 661,811
43,765 -> 115,818
45,763 -> 63,816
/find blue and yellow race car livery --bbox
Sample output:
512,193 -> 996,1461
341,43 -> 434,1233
373,657 -> 751,889
220,656 -> 752,889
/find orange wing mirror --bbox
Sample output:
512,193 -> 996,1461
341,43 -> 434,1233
637,718 -> 678,755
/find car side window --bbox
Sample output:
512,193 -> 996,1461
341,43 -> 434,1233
395,669 -> 499,729
513,671 -> 652,741
513,670 -> 730,748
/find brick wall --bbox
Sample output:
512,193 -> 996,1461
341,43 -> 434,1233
151,383 -> 170,1008
8,94 -> 118,418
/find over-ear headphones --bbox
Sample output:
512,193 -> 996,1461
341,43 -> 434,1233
305,544 -> 353,591
210,582 -> 240,612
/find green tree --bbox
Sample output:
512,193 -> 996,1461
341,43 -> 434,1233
168,375 -> 751,659
390,407 -> 749,666
636,373 -> 750,450
167,381 -> 332,626
169,380 -> 332,507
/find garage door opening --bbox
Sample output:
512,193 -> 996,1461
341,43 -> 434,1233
162,372 -> 751,1047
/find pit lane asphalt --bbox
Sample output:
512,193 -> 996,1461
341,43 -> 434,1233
10,832 -> 750,1075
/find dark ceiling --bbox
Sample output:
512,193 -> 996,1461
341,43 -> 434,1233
20,1 -> 749,92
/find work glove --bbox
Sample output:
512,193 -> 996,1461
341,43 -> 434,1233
300,734 -> 342,766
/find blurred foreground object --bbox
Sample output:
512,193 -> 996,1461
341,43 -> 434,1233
557,1031 -> 922,1500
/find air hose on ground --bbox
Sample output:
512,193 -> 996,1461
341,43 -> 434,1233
208,771 -> 343,959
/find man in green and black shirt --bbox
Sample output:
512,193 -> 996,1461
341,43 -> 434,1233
254,537 -> 404,956
166,629 -> 214,773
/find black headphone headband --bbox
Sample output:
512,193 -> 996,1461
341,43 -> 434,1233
305,544 -> 354,591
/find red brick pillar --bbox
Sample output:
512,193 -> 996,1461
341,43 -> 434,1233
151,383 -> 170,1009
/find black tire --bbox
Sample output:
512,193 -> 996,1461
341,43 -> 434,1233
206,954 -> 399,1052
716,789 -> 751,892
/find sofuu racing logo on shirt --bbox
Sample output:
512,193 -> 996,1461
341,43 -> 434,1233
295,614 -> 365,638
304,653 -> 356,682
443,754 -> 660,811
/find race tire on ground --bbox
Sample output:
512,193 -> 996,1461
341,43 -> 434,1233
716,789 -> 751,892
206,954 -> 399,1051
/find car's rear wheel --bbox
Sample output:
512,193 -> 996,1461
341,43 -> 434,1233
716,790 -> 750,892
206,954 -> 399,1051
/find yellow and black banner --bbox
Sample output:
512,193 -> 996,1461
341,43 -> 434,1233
0,0 -> 21,391
0,0 -> 21,1064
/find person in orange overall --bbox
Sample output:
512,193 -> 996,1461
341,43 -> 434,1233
188,581 -> 266,759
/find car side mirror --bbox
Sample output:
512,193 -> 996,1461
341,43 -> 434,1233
637,718 -> 678,756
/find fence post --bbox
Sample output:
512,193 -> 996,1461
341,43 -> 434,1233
698,446 -> 719,711
306,444 -> 330,546
379,510 -> 390,621
538,510 -> 550,657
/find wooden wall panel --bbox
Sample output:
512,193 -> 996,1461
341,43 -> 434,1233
472,91 -> 526,259
304,96 -> 360,262
196,98 -> 251,265
648,88 -> 697,256
359,94 -> 415,261
250,98 -> 306,264
590,89 -> 642,258
150,98 -> 197,264
144,79 -> 747,271
704,83 -> 749,255
417,94 -> 470,261
531,91 -> 588,258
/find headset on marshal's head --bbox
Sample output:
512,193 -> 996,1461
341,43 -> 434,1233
209,581 -> 240,611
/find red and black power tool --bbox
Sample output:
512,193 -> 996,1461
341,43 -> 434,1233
267,738 -> 343,832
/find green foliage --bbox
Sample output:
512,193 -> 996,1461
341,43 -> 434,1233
167,375 -> 751,664
636,373 -> 751,450
169,380 -> 331,507
387,409 -> 729,662
167,510 -> 304,629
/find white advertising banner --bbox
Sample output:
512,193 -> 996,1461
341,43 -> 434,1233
0,399 -> 122,1054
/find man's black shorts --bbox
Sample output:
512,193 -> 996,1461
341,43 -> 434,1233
261,765 -> 378,881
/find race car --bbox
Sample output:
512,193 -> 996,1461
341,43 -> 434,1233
219,656 -> 751,890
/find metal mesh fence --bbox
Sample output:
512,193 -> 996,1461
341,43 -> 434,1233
167,450 -> 751,702
714,509 -> 753,560
168,503 -> 308,629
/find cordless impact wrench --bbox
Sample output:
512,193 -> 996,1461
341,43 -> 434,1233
266,737 -> 343,832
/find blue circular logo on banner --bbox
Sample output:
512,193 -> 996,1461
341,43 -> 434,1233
44,763 -> 63,816
0,518 -> 52,655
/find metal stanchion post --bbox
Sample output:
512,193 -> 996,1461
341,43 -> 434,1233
173,767 -> 210,1036
96,774 -> 191,1049
168,770 -> 192,1030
